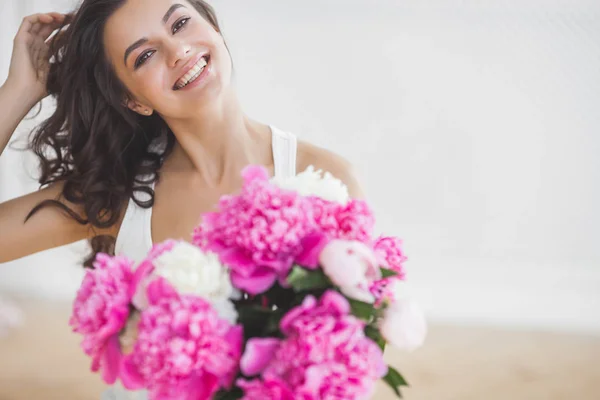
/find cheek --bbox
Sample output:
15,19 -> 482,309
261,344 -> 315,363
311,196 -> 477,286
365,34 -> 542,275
134,66 -> 174,106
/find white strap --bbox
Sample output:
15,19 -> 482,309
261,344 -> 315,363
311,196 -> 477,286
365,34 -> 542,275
271,126 -> 297,178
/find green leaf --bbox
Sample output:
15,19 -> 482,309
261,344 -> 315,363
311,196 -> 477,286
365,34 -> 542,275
213,387 -> 244,400
264,283 -> 297,309
286,266 -> 331,292
236,305 -> 272,338
265,308 -> 286,335
381,267 -> 399,279
348,298 -> 377,321
365,325 -> 386,351
383,366 -> 409,398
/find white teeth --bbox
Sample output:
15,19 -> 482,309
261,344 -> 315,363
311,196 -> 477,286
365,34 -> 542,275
176,56 -> 208,89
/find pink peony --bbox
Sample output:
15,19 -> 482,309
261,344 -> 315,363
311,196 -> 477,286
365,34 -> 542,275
130,240 -> 177,310
279,290 -> 351,336
69,253 -> 152,384
121,278 -> 243,399
374,236 -> 407,279
192,165 -> 321,294
310,197 -> 375,244
70,253 -> 145,384
237,377 -> 294,400
239,291 -> 387,399
319,240 -> 381,303
370,235 -> 408,303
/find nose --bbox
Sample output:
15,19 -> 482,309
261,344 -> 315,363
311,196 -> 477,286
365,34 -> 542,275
166,39 -> 192,68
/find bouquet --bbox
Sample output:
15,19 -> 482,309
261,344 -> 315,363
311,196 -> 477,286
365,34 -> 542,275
70,165 -> 427,399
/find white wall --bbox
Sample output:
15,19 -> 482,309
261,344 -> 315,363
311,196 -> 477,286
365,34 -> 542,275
1,0 -> 599,333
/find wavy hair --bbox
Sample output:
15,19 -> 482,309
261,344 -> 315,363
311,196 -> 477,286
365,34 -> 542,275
26,0 -> 223,267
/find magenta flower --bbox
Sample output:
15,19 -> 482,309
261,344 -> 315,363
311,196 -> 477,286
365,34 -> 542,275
374,236 -> 407,279
371,235 -> 408,303
192,165 -> 320,294
240,337 -> 281,377
239,291 -> 387,400
237,377 -> 294,400
121,278 -> 243,400
70,253 -> 146,384
279,290 -> 351,336
310,197 -> 375,243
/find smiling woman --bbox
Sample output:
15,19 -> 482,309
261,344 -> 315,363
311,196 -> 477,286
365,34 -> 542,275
0,0 -> 363,266
103,0 -> 233,117
0,1 -> 363,396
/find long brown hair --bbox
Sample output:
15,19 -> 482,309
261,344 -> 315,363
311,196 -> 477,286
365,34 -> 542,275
26,0 -> 223,267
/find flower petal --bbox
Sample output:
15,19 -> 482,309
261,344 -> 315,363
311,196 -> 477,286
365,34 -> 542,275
146,277 -> 178,305
231,269 -> 277,295
100,335 -> 122,385
240,337 -> 281,376
381,298 -> 428,351
279,295 -> 317,335
119,354 -> 146,390
219,247 -> 256,272
296,232 -> 331,269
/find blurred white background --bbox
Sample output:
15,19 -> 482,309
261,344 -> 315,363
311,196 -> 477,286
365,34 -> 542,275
1,0 -> 599,334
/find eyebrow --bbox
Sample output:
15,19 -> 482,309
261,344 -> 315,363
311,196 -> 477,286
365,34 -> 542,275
123,3 -> 187,66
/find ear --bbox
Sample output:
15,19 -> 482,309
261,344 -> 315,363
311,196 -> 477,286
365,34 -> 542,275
124,98 -> 154,116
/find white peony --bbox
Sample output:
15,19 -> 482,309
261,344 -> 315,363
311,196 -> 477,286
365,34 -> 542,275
379,280 -> 427,351
135,241 -> 238,324
271,165 -> 350,204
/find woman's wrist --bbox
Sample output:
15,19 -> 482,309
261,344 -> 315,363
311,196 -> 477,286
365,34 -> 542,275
1,79 -> 44,113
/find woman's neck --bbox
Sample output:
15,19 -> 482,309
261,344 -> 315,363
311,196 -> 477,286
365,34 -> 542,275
161,90 -> 271,187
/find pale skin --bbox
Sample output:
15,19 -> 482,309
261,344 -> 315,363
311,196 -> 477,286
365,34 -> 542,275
0,0 -> 365,264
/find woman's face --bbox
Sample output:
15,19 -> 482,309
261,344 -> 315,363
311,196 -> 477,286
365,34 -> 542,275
103,0 -> 230,118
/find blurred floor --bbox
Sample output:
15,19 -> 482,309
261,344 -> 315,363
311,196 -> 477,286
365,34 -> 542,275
0,299 -> 599,400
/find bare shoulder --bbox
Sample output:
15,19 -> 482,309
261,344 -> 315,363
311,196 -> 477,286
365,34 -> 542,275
296,139 -> 365,199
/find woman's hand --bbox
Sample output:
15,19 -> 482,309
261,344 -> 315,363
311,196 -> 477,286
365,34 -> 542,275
5,12 -> 69,105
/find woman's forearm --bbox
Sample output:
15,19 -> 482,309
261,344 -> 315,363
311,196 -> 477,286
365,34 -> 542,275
0,81 -> 41,157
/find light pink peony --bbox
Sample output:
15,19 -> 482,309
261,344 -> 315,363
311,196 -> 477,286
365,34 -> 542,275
319,240 -> 381,303
237,377 -> 294,400
70,253 -> 145,384
239,291 -> 387,399
379,281 -> 427,352
192,165 -> 322,294
310,197 -> 375,243
121,278 -> 243,399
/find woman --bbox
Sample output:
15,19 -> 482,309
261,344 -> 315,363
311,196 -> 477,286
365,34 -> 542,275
0,0 -> 364,397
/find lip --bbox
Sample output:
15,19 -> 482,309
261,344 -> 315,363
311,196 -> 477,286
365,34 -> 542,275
173,56 -> 212,92
173,52 -> 208,89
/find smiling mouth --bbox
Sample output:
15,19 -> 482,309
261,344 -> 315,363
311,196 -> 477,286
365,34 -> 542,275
173,54 -> 211,90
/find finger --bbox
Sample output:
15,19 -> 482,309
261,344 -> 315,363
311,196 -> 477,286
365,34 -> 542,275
31,43 -> 41,78
31,36 -> 43,59
15,18 -> 33,41
37,48 -> 50,81
25,13 -> 54,27
15,13 -> 50,39
50,12 -> 72,25
31,22 -> 43,35
38,21 -> 65,42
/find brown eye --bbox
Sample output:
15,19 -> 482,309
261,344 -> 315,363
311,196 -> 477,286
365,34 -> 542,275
173,17 -> 190,34
135,50 -> 155,69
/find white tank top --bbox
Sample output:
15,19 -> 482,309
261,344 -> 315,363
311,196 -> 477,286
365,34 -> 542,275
114,125 -> 298,263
